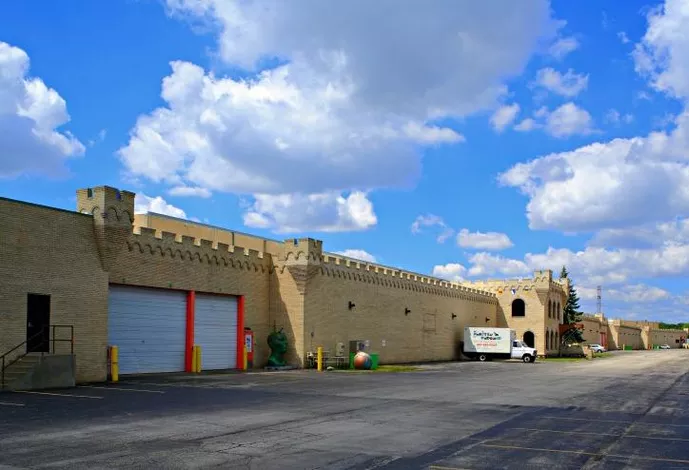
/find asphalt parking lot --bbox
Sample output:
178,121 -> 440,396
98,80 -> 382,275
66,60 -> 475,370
1,350 -> 688,469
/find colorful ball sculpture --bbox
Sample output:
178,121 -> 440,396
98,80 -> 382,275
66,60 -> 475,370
353,351 -> 372,370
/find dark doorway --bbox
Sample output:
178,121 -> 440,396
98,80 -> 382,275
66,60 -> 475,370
523,331 -> 535,348
27,294 -> 50,353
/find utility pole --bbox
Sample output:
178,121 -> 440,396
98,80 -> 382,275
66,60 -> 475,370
596,285 -> 602,314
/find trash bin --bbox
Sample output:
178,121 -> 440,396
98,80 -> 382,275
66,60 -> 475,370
370,353 -> 379,370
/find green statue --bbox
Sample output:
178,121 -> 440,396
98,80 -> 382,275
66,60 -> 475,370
267,327 -> 288,367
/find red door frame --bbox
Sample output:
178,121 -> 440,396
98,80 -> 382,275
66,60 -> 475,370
185,291 -> 245,372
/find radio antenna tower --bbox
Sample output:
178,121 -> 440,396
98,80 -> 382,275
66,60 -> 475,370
596,285 -> 602,314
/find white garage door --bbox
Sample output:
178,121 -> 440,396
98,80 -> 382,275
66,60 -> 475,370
194,293 -> 238,370
108,285 -> 187,375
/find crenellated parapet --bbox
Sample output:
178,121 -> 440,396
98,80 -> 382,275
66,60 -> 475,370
125,226 -> 271,273
314,252 -> 497,304
463,270 -> 567,301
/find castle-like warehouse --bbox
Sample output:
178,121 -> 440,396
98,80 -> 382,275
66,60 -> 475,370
1,186 -> 685,383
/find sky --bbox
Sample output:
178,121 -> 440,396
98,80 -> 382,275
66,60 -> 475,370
1,0 -> 688,323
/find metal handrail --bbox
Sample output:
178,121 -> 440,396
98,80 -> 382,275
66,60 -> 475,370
1,324 -> 74,388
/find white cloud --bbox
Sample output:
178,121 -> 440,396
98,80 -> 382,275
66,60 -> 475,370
490,103 -> 521,132
590,218 -> 689,249
579,284 -> 670,303
534,67 -> 589,97
514,118 -> 539,132
465,252 -> 531,278
457,229 -> 514,251
633,0 -> 689,99
544,102 -> 594,137
0,41 -> 85,178
411,214 -> 454,243
242,191 -> 377,233
118,1 -> 559,232
511,103 -> 593,137
618,31 -> 631,44
450,243 -> 689,288
168,185 -> 212,198
499,108 -> 689,233
432,263 -> 467,282
605,109 -> 634,125
134,193 -> 187,218
88,129 -> 107,147
403,122 -> 465,145
333,249 -> 377,263
548,36 -> 579,60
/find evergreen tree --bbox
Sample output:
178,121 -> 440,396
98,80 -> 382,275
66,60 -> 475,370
560,266 -> 584,344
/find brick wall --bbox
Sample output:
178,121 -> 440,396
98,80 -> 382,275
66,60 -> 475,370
0,198 -> 109,382
647,329 -> 686,348
277,242 -> 499,365
608,322 -> 644,350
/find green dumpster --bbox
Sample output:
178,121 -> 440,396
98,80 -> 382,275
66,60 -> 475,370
370,353 -> 379,370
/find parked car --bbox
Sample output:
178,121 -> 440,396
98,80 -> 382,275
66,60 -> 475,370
589,343 -> 606,353
659,344 -> 671,349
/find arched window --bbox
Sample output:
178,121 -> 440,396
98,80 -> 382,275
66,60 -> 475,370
556,302 -> 561,321
546,331 -> 550,350
548,301 -> 552,318
512,299 -> 526,317
551,331 -> 556,349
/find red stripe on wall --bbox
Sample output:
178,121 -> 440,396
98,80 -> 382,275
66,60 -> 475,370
236,295 -> 245,370
185,290 -> 195,372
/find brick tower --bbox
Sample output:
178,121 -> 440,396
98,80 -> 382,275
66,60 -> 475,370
76,186 -> 135,271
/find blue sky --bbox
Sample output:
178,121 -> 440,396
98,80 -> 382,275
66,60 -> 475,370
2,0 -> 689,322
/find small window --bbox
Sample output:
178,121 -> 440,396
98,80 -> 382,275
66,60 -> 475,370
115,190 -> 122,200
87,188 -> 93,198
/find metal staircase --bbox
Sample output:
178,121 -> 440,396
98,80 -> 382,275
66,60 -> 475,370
1,325 -> 74,390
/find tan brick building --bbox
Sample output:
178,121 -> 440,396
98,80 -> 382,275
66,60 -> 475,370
462,272 -> 568,356
1,185 -> 682,385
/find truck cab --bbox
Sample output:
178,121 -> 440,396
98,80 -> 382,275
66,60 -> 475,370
511,340 -> 537,363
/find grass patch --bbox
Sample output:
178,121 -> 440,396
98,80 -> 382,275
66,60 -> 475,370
541,352 -> 612,362
331,365 -> 420,373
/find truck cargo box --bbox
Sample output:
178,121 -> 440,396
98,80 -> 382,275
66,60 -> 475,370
464,327 -> 513,354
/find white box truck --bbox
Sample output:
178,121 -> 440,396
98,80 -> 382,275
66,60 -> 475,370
463,327 -> 538,363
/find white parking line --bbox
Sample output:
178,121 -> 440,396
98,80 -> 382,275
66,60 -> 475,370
542,416 -> 689,428
0,401 -> 25,407
13,390 -> 102,399
79,385 -> 165,394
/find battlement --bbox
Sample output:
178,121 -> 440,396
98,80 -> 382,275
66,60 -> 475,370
77,185 -> 135,223
318,252 -> 497,302
281,237 -> 323,263
127,226 -> 270,269
463,269 -> 568,296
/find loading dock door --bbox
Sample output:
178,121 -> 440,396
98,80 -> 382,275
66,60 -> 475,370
108,285 -> 187,375
194,293 -> 238,370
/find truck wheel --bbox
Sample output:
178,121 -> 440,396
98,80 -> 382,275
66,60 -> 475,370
478,354 -> 487,362
522,354 -> 532,363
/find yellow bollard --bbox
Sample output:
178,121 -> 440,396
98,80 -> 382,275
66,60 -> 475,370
191,345 -> 198,373
317,346 -> 323,372
195,345 -> 202,373
243,348 -> 248,371
110,346 -> 119,383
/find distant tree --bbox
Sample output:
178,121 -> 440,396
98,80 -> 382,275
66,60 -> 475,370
660,322 -> 689,330
559,266 -> 584,345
